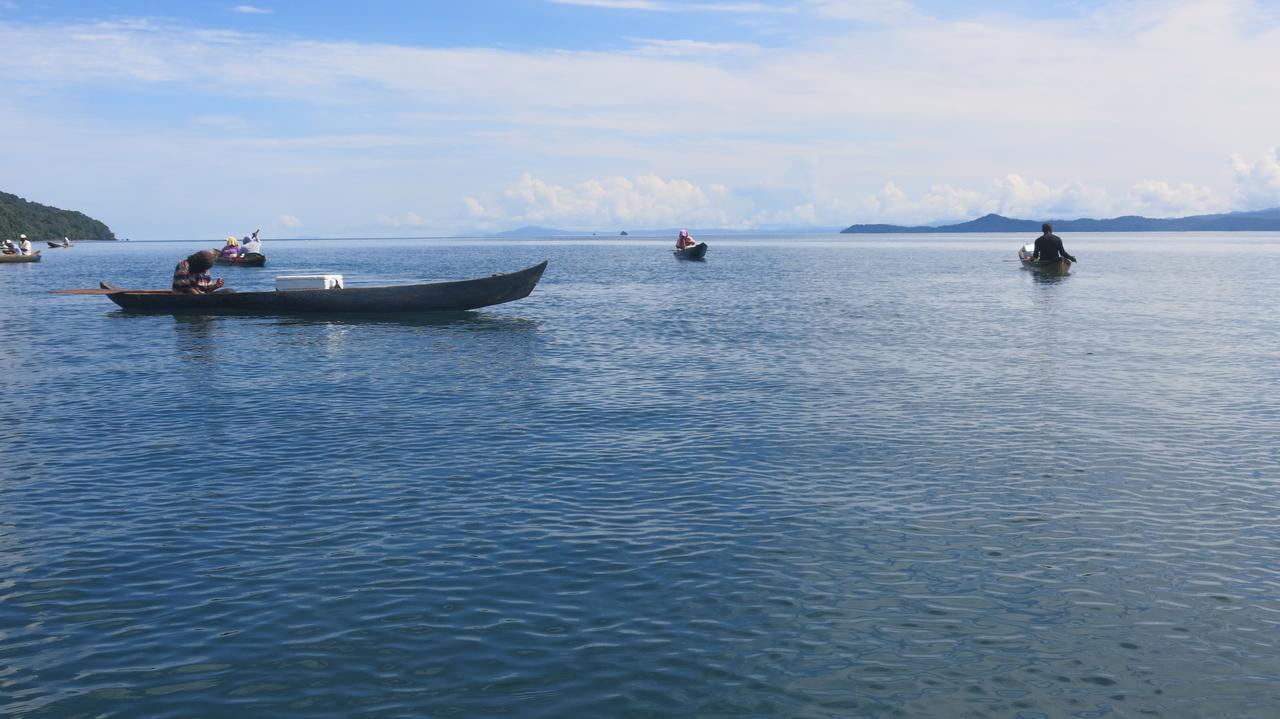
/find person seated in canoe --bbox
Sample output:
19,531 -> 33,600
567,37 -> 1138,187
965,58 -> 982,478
1031,223 -> 1076,263
676,229 -> 696,250
1,240 -> 14,255
219,235 -> 242,260
241,229 -> 261,255
173,250 -> 226,293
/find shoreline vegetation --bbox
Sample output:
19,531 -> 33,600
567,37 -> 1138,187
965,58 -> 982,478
1,190 -> 116,241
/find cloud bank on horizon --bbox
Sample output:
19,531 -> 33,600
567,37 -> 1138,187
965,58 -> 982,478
1,0 -> 1279,238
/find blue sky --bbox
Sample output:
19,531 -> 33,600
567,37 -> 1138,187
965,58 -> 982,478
2,0 -> 1280,239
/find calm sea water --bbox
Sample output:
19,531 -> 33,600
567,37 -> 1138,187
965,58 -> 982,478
1,234 -> 1278,718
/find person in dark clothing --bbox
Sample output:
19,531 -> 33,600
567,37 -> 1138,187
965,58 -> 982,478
1032,223 -> 1077,263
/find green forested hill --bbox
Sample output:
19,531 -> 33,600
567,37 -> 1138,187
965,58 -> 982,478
0,191 -> 116,241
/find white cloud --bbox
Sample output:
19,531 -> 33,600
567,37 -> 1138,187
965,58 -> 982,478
859,181 -> 994,225
279,214 -> 302,227
1125,179 -> 1224,217
232,5 -> 272,14
1230,148 -> 1280,209
808,0 -> 919,24
466,173 -> 738,229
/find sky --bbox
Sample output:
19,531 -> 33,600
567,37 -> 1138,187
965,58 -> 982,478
2,0 -> 1280,239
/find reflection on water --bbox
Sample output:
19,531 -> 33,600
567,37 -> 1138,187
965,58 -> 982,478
1028,269 -> 1072,284
172,314 -> 218,367
270,310 -> 541,332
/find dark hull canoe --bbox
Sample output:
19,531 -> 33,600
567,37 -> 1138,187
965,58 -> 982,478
104,260 -> 548,314
674,242 -> 708,260
47,241 -> 71,248
0,251 -> 41,263
214,252 -> 267,267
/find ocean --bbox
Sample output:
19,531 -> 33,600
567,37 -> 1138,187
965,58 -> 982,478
1,234 -> 1277,717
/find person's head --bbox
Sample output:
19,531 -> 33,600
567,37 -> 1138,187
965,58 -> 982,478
242,236 -> 250,243
1042,223 -> 1053,234
19,234 -> 26,241
225,235 -> 238,247
679,229 -> 689,238
187,250 -> 217,272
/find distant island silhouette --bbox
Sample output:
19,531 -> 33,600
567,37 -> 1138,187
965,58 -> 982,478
842,207 -> 1280,233
1,190 -> 116,240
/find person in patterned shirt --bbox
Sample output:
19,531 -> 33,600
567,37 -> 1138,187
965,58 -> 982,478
172,250 -> 225,293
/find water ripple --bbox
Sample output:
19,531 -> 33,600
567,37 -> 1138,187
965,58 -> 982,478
2,237 -> 1278,717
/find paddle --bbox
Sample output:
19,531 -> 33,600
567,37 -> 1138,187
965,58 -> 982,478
49,288 -> 124,295
50,281 -> 128,295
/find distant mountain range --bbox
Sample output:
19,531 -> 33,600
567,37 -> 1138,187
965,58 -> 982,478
842,208 -> 1280,233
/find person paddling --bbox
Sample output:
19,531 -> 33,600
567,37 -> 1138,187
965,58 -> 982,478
1032,223 -> 1077,263
676,228 -> 696,250
241,229 -> 261,255
172,250 -> 226,293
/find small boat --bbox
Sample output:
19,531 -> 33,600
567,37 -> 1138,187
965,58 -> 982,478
0,251 -> 41,263
75,261 -> 548,314
1018,244 -> 1070,275
674,242 -> 708,260
47,241 -> 70,248
213,251 -> 267,267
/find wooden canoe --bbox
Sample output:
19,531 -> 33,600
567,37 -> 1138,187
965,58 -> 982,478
97,260 -> 548,314
47,241 -> 70,248
674,242 -> 708,260
1018,247 -> 1071,275
213,251 -> 267,267
0,251 -> 41,263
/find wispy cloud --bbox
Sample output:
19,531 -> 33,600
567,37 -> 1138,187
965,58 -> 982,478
628,37 -> 762,56
549,0 -> 665,8
548,0 -> 789,13
807,0 -> 919,24
191,114 -> 251,131
231,5 -> 272,14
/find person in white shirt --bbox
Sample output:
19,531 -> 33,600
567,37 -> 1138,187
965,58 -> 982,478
241,229 -> 262,255
18,234 -> 32,255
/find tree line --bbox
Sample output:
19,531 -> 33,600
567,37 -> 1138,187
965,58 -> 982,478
0,190 -> 116,241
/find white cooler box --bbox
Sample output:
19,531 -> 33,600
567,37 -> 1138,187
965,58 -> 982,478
275,274 -> 344,291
